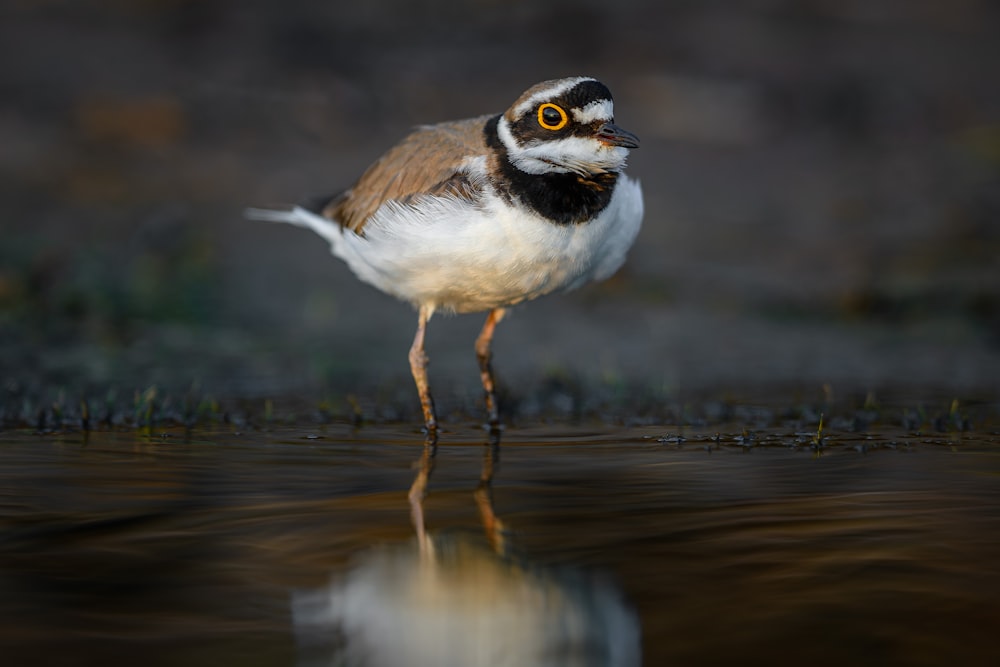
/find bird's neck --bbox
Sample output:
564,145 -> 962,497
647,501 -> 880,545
483,115 -> 618,225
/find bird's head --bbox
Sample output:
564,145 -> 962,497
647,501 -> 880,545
496,77 -> 639,178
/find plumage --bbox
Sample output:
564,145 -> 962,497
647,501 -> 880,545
247,77 -> 643,442
321,115 -> 493,234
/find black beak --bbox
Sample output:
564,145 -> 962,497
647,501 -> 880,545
596,122 -> 640,149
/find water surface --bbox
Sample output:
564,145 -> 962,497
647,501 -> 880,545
2,422 -> 999,666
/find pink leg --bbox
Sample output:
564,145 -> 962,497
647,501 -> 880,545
475,308 -> 506,430
409,305 -> 438,441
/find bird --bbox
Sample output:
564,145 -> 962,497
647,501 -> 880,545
247,77 -> 643,442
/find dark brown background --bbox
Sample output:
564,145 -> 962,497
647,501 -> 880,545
3,0 -> 998,415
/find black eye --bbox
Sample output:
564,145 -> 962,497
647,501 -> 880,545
537,103 -> 568,130
542,106 -> 562,125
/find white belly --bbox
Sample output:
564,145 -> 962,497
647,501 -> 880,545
332,177 -> 643,314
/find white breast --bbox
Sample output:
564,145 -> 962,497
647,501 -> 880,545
329,176 -> 643,314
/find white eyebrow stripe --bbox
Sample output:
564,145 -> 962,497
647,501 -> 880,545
510,77 -> 594,117
572,99 -> 614,124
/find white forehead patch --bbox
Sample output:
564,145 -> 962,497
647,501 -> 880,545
510,77 -> 595,118
572,99 -> 614,124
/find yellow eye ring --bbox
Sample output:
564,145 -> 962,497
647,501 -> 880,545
537,103 -> 568,131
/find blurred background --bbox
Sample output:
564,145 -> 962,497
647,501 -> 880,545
2,0 -> 999,417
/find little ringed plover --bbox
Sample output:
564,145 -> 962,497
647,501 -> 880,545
247,76 -> 643,442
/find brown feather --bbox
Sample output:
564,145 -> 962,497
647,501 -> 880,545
324,115 -> 493,235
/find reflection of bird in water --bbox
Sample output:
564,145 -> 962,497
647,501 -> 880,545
292,534 -> 641,667
294,434 -> 640,666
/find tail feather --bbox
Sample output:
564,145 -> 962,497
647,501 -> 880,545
244,206 -> 342,246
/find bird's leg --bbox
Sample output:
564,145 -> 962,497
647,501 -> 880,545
474,310 -> 507,552
475,308 -> 506,432
409,305 -> 438,443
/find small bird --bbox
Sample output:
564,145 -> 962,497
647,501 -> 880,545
247,77 -> 643,441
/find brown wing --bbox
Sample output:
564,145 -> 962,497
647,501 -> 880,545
323,114 -> 494,235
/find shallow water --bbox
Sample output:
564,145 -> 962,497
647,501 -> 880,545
2,421 -> 999,666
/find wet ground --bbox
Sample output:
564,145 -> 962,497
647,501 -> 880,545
2,413 -> 1000,666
